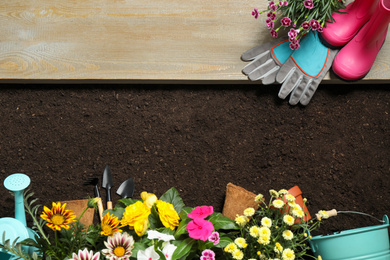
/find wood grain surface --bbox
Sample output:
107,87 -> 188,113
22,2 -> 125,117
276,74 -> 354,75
0,0 -> 389,83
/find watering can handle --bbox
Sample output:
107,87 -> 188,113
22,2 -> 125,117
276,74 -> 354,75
315,209 -> 337,220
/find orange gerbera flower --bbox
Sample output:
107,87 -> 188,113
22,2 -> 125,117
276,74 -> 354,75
101,212 -> 122,236
40,202 -> 76,231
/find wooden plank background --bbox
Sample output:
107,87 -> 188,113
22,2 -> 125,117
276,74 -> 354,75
0,0 -> 388,83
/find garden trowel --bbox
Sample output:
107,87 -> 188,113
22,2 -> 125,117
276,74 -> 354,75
116,177 -> 135,198
102,165 -> 113,209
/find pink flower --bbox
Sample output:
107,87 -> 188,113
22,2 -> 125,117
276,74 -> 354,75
188,206 -> 213,219
318,26 -> 324,33
284,1 -> 288,6
186,218 -> 214,241
200,249 -> 215,260
281,17 -> 291,27
270,29 -> 278,38
289,39 -> 300,50
288,28 -> 298,39
269,3 -> 278,11
310,19 -> 320,30
304,0 -> 314,9
267,12 -> 276,20
208,232 -> 220,245
302,22 -> 310,30
267,21 -> 275,29
252,8 -> 259,19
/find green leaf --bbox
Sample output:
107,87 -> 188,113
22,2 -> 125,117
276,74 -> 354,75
171,238 -> 195,260
207,213 -> 239,230
214,236 -> 233,248
149,205 -> 163,229
105,207 -> 125,220
179,207 -> 193,218
174,217 -> 191,238
117,198 -> 140,207
159,187 -> 185,214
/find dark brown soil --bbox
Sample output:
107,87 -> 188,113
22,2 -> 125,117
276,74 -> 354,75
0,84 -> 389,236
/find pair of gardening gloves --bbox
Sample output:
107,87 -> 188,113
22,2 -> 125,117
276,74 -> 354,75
242,31 -> 338,106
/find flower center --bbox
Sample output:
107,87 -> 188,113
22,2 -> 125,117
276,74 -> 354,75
102,224 -> 113,235
51,214 -> 65,225
114,246 -> 125,257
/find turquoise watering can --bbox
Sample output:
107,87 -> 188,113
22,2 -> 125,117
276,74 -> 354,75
309,212 -> 390,260
0,174 -> 40,260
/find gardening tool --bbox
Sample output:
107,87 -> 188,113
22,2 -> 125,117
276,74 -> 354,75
310,211 -> 390,259
116,177 -> 135,199
102,165 -> 113,209
1,173 -> 39,258
83,177 -> 104,221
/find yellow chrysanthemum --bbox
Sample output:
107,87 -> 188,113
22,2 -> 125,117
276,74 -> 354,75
40,202 -> 76,231
272,199 -> 285,209
156,200 -> 180,230
274,242 -> 283,253
261,217 -> 272,228
101,212 -> 122,236
259,226 -> 271,237
292,208 -> 304,218
224,242 -> 237,253
234,237 -> 247,248
269,189 -> 279,197
140,191 -> 158,208
249,225 -> 260,237
243,207 -> 255,217
278,189 -> 288,195
235,215 -> 248,227
257,234 -> 270,245
231,249 -> 244,260
282,248 -> 295,260
285,194 -> 296,202
121,201 -> 151,236
283,214 -> 295,226
317,210 -> 329,220
283,230 -> 294,240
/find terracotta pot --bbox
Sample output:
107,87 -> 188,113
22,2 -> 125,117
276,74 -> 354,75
284,186 -> 311,222
61,199 -> 95,227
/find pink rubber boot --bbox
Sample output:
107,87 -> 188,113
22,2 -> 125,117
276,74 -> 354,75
320,0 -> 379,48
332,0 -> 390,81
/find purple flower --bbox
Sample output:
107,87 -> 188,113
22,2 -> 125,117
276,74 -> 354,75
252,8 -> 259,19
270,29 -> 278,38
310,19 -> 320,30
200,249 -> 215,260
208,232 -> 220,245
267,21 -> 275,29
270,3 -> 278,11
268,1 -> 275,7
267,12 -> 276,20
289,41 -> 300,50
302,22 -> 310,30
304,0 -> 314,9
266,18 -> 272,23
281,17 -> 291,27
318,26 -> 324,32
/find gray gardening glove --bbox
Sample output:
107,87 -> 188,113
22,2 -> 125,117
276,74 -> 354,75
242,36 -> 293,85
276,31 -> 338,106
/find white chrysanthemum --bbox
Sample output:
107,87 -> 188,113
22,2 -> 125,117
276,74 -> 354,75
235,215 -> 248,227
278,189 -> 288,195
255,194 -> 264,202
274,242 -> 283,253
282,248 -> 295,260
243,207 -> 255,217
259,226 -> 271,237
234,237 -> 247,248
249,225 -> 260,237
317,210 -> 329,219
283,214 -> 295,226
232,249 -> 244,260
273,199 -> 285,209
269,189 -> 279,197
261,217 -> 272,228
102,232 -> 135,260
282,230 -> 294,240
285,194 -> 296,202
292,208 -> 304,218
224,242 -> 237,253
257,234 -> 270,245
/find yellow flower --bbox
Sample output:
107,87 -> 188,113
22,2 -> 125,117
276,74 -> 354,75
318,256 -> 322,260
141,191 -> 158,208
261,217 -> 272,228
282,230 -> 294,240
255,194 -> 264,202
274,242 -> 283,253
231,249 -> 244,260
259,226 -> 271,237
156,200 -> 180,230
101,212 -> 122,236
317,210 -> 329,219
224,242 -> 237,253
283,214 -> 295,226
87,197 -> 101,209
249,225 -> 260,237
234,215 -> 248,227
285,194 -> 296,202
282,248 -> 295,260
269,189 -> 279,197
272,199 -> 285,209
278,189 -> 288,195
257,234 -> 270,245
243,207 -> 255,217
121,201 -> 151,236
292,208 -> 304,218
40,202 -> 76,231
234,237 -> 247,248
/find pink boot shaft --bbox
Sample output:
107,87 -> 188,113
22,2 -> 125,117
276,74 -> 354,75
320,0 -> 379,47
332,0 -> 390,81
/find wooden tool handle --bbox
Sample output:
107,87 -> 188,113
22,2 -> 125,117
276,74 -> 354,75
97,198 -> 104,221
107,201 -> 113,210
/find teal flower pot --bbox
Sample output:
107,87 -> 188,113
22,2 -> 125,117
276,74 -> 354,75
309,215 -> 390,260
